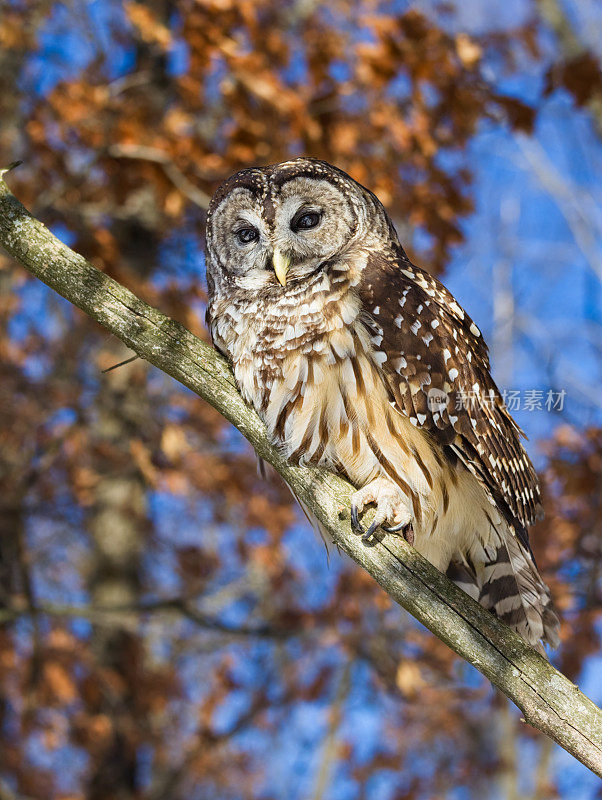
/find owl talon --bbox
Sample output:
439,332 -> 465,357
382,522 -> 415,545
349,478 -> 413,544
350,504 -> 364,536
350,502 -> 380,540
351,478 -> 414,544
362,519 -> 382,544
382,521 -> 406,533
350,503 -> 379,542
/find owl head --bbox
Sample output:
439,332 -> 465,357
205,158 -> 399,296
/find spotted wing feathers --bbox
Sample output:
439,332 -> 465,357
358,252 -> 542,539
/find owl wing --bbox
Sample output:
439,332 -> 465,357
357,251 -> 542,540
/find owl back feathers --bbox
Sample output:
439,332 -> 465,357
357,249 -> 542,534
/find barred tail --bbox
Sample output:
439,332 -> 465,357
447,535 -> 559,652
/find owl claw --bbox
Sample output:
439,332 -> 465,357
351,502 -> 379,544
350,507 -> 379,544
350,504 -> 363,536
350,478 -> 413,545
382,521 -> 406,532
382,521 -> 415,545
363,519 -> 382,544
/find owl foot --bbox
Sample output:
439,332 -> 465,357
350,478 -> 413,545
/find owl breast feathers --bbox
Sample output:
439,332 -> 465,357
205,157 -> 559,650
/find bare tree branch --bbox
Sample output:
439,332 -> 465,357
516,135 -> 602,282
107,144 -> 211,209
536,0 -> 602,133
0,599 -> 296,639
1,173 -> 602,777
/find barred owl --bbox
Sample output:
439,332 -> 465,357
205,157 -> 559,650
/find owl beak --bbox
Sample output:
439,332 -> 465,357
273,248 -> 290,287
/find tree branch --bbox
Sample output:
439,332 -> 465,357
1,173 -> 602,776
107,144 -> 211,209
536,0 -> 602,133
0,599 -> 296,639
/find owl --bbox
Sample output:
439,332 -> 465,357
205,157 -> 559,650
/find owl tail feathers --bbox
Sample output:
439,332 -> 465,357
447,536 -> 560,653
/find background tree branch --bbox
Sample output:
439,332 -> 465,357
1,171 -> 602,777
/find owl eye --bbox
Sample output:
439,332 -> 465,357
236,227 -> 259,245
291,210 -> 321,232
